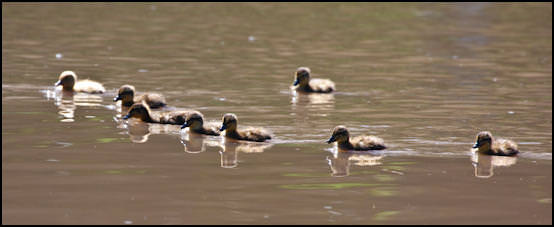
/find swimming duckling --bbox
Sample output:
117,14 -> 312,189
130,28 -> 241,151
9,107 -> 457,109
292,67 -> 335,93
122,101 -> 193,125
326,126 -> 386,151
219,113 -> 272,142
54,71 -> 105,94
113,84 -> 167,108
472,131 -> 519,156
180,111 -> 221,136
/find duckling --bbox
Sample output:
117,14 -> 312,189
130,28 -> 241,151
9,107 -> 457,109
326,125 -> 386,151
219,113 -> 272,142
292,67 -> 335,93
54,71 -> 105,94
180,111 -> 221,136
122,101 -> 193,125
113,84 -> 167,108
472,131 -> 519,156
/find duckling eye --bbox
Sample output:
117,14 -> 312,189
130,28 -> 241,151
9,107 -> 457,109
479,137 -> 491,143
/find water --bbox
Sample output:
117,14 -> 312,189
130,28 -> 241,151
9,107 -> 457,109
2,2 -> 552,224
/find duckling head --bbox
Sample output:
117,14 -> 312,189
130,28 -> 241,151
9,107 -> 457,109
327,125 -> 350,144
114,84 -> 135,103
54,71 -> 77,91
181,111 -> 204,130
473,131 -> 493,150
220,113 -> 238,132
123,101 -> 151,121
293,67 -> 311,86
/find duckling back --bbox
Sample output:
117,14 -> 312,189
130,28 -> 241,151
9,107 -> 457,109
491,138 -> 519,156
202,121 -> 222,136
73,79 -> 106,94
241,127 -> 272,142
136,93 -> 166,109
309,79 -> 335,93
158,110 -> 195,125
350,135 -> 386,150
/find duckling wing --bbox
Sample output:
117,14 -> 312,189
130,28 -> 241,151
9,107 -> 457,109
242,127 -> 272,142
161,111 -> 192,125
494,138 -> 519,156
204,121 -> 222,136
351,135 -> 386,150
74,79 -> 105,94
137,93 -> 167,108
309,79 -> 335,93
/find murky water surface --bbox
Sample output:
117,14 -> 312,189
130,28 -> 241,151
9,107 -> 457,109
2,3 -> 552,224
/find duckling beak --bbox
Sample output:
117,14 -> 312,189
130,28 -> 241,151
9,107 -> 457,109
326,136 -> 336,144
219,124 -> 227,132
122,114 -> 130,120
113,96 -> 121,102
181,122 -> 189,129
293,79 -> 299,86
54,80 -> 62,86
472,142 -> 480,149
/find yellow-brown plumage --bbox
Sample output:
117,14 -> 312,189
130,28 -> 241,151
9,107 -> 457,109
54,71 -> 105,94
472,131 -> 519,156
219,113 -> 272,142
326,125 -> 386,151
114,84 -> 166,108
292,67 -> 335,93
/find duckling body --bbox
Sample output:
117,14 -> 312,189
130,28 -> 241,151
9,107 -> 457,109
292,67 -> 335,93
181,111 -> 221,136
327,126 -> 386,151
472,131 -> 519,156
114,84 -> 166,108
55,71 -> 105,94
123,101 -> 193,125
219,113 -> 272,142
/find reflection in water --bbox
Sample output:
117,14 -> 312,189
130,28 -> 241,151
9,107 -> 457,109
179,129 -> 222,154
218,138 -> 273,168
115,117 -> 181,143
327,148 -> 384,177
470,151 -> 517,178
290,90 -> 335,114
44,89 -> 103,122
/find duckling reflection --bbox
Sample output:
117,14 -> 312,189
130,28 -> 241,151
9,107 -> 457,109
470,151 -> 517,178
45,88 -> 103,122
327,148 -> 384,177
290,89 -> 335,113
55,92 -> 76,122
114,116 -> 181,143
179,130 -> 222,154
217,138 -> 273,168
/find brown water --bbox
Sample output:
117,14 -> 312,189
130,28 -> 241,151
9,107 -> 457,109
2,2 -> 552,224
